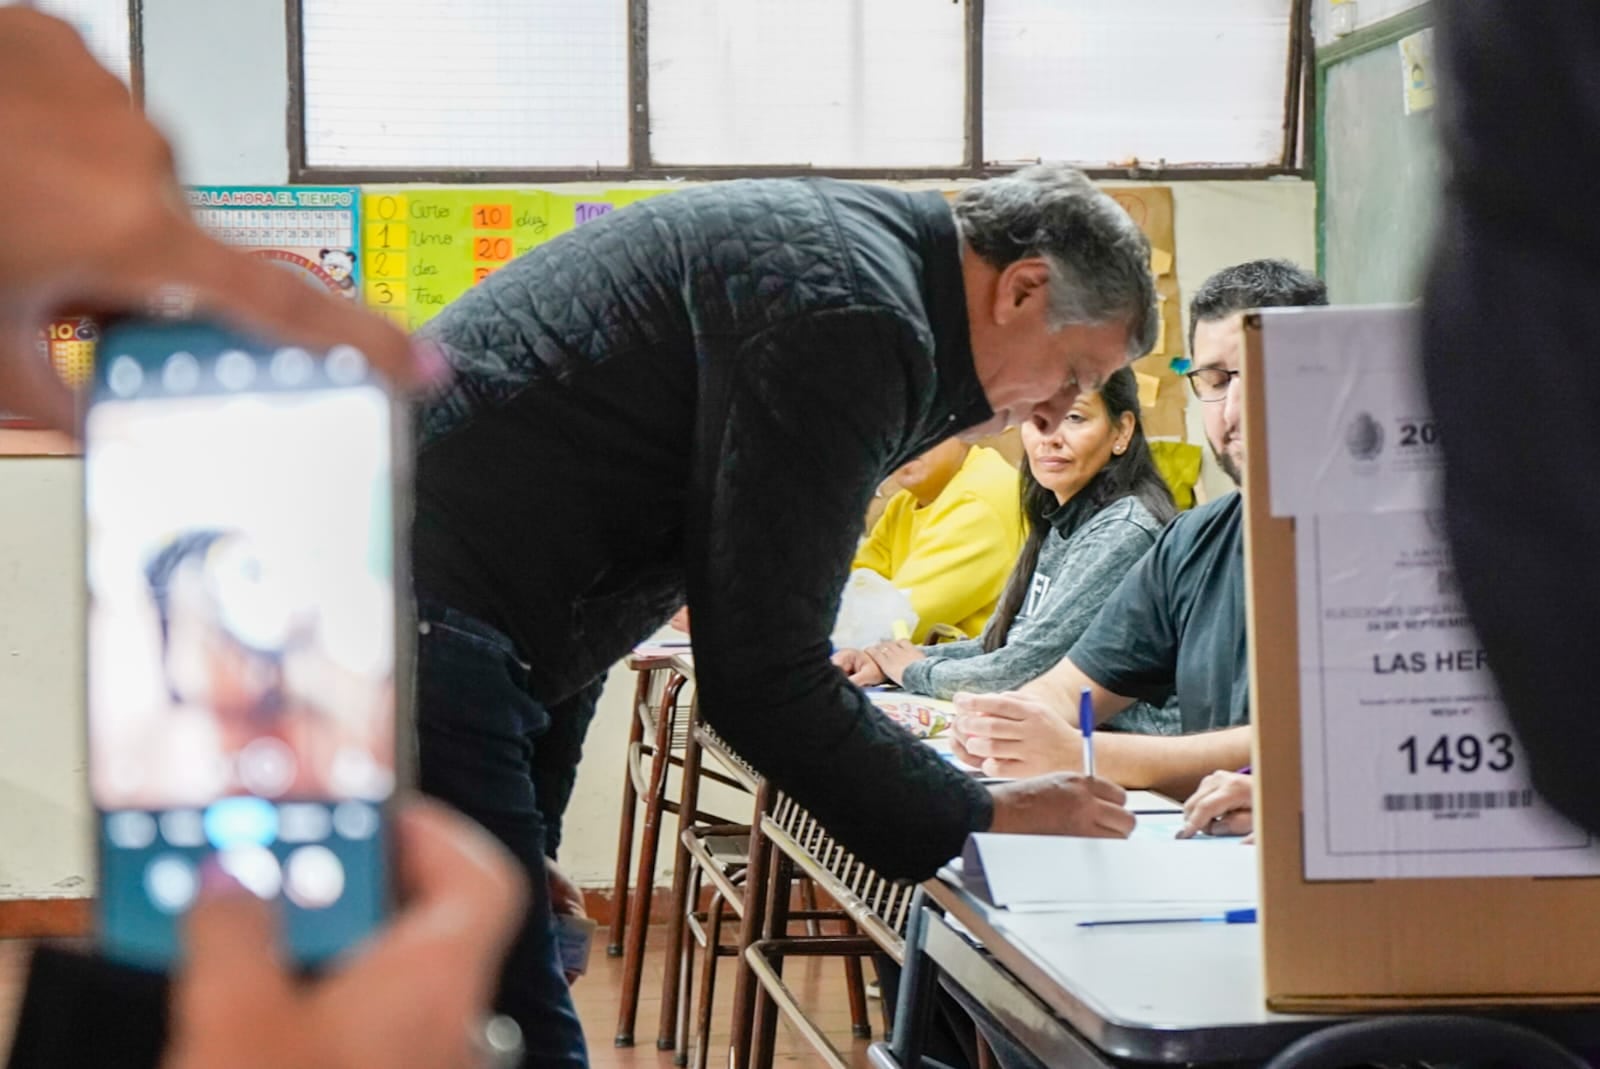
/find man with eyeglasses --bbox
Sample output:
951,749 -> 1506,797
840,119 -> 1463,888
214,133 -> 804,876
953,260 -> 1327,801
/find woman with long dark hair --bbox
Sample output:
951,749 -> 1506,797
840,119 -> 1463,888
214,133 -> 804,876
836,367 -> 1179,732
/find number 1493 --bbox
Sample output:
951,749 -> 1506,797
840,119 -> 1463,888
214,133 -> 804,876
1398,733 -> 1514,774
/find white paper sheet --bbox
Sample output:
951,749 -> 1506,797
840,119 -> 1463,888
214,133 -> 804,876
1259,306 -> 1441,519
961,834 -> 1258,908
1295,510 -> 1600,878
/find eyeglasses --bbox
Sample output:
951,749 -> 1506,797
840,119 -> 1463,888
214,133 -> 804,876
1185,366 -> 1241,403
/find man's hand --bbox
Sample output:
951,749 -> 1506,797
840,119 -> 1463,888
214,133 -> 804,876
162,798 -> 525,1069
1177,770 -> 1254,840
952,691 -> 1081,778
987,773 -> 1134,839
545,857 -> 586,919
831,648 -> 887,687
0,9 -> 447,432
862,639 -> 925,686
545,858 -> 587,985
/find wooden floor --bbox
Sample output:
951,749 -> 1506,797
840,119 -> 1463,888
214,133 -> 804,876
577,925 -> 879,1069
0,924 -> 878,1068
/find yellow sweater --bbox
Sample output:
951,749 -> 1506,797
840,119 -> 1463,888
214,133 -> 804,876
852,446 -> 1023,642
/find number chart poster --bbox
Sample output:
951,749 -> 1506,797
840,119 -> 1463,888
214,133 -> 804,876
0,317 -> 99,431
187,186 -> 362,299
360,188 -> 670,330
1,188 -> 362,438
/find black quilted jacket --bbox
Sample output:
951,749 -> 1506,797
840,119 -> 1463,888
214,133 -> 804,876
412,178 -> 997,879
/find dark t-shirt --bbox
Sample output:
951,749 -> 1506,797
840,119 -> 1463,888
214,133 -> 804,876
1068,491 -> 1248,734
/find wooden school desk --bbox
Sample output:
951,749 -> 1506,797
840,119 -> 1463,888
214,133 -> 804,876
874,859 -> 1600,1069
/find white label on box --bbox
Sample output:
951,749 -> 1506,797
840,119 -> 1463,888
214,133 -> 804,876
1260,306 -> 1441,519
1296,509 -> 1600,878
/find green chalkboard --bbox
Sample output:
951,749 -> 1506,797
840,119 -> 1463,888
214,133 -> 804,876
1317,5 -> 1441,304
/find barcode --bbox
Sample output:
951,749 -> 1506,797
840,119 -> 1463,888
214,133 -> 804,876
1383,789 -> 1535,813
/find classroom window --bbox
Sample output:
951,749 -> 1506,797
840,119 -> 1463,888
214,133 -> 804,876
299,0 -> 630,170
291,0 -> 1307,179
983,0 -> 1296,168
647,0 -> 966,168
11,0 -> 136,87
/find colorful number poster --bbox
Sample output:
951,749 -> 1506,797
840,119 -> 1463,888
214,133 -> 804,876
360,187 -> 676,331
1,188 -> 361,445
0,317 -> 99,432
186,186 -> 362,299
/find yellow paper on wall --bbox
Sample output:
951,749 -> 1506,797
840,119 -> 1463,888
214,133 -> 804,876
1135,370 -> 1161,413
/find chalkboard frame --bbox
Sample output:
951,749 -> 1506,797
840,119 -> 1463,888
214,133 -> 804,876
1313,1 -> 1437,281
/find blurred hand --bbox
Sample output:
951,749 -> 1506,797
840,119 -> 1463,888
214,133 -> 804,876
952,691 -> 1079,778
0,9 -> 447,432
162,799 -> 525,1069
987,773 -> 1134,839
862,639 -> 925,686
831,648 -> 887,687
1177,770 -> 1254,840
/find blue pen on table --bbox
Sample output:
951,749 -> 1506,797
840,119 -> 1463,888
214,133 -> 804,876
1078,687 -> 1095,778
1078,908 -> 1257,928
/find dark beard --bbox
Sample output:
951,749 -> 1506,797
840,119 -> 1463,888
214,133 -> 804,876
1212,444 -> 1243,487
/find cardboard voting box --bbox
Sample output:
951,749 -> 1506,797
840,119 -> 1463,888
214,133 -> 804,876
1242,307 -> 1600,1011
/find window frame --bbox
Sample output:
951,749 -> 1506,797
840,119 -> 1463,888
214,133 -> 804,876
129,0 -> 144,104
285,0 -> 1311,183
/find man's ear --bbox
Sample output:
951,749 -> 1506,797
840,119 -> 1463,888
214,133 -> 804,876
992,257 -> 1052,325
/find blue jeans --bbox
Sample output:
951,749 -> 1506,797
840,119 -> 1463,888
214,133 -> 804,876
415,601 -> 592,1069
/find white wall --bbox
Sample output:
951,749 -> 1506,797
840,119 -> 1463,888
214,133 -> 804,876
0,3 -> 1315,895
0,461 -> 88,899
1167,181 -> 1318,503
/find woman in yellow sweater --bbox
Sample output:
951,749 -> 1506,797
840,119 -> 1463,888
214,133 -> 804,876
851,438 -> 1022,642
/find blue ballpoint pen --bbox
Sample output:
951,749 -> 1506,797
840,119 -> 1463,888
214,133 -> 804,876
1078,687 -> 1095,778
1078,909 -> 1258,928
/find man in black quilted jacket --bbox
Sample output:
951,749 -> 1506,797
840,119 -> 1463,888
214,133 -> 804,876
412,166 -> 1155,1067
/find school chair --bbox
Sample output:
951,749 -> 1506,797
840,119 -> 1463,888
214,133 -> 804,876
612,654 -> 742,1047
1261,1015 -> 1588,1069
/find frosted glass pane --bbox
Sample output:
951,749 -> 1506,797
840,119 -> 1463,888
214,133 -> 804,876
649,0 -> 965,168
302,0 -> 629,169
15,0 -> 132,85
985,0 -> 1292,167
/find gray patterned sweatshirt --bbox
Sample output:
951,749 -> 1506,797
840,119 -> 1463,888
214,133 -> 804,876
900,495 -> 1180,735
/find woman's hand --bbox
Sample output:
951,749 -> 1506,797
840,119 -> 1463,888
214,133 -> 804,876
831,648 -> 887,687
862,639 -> 925,686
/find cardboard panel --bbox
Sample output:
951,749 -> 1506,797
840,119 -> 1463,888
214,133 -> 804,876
1242,315 -> 1600,1010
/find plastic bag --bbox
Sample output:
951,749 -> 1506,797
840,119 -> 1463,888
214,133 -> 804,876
831,568 -> 919,650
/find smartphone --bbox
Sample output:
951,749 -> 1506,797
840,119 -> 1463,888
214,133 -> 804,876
84,320 -> 409,970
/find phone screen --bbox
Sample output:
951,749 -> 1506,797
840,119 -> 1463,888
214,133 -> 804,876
85,321 -> 401,969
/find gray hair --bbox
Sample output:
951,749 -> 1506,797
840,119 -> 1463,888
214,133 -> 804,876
952,165 -> 1158,359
